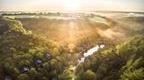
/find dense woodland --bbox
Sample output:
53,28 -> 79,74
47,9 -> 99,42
76,36 -> 144,80
0,15 -> 144,80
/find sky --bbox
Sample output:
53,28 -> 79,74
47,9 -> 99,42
0,0 -> 144,12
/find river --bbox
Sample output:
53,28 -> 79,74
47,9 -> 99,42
71,44 -> 105,80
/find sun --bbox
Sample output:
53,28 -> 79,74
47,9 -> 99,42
63,0 -> 81,12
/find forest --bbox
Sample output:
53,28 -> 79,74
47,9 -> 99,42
0,12 -> 144,80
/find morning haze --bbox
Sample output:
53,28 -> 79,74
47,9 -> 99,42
0,0 -> 144,12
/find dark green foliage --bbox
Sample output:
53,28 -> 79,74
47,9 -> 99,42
77,70 -> 96,80
0,17 -> 71,80
120,57 -> 144,80
59,68 -> 74,80
76,36 -> 144,80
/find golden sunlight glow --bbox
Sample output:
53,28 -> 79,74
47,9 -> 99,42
63,0 -> 81,11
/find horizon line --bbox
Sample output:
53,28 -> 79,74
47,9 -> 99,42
0,10 -> 144,13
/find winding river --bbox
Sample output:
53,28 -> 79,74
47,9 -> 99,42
71,44 -> 105,80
